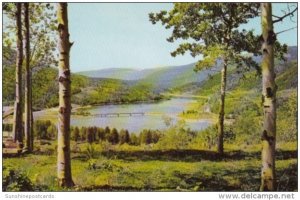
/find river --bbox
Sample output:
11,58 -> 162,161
70,98 -> 211,133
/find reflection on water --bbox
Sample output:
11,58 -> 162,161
71,98 -> 211,133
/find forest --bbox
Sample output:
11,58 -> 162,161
2,2 -> 298,192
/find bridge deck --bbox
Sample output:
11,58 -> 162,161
95,112 -> 145,117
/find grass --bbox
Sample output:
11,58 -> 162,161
3,141 -> 297,191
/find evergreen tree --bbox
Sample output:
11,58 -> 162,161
108,128 -> 119,145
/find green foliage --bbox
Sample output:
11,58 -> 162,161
34,120 -> 56,140
232,110 -> 262,145
85,144 -> 96,160
97,128 -> 106,141
276,61 -> 298,90
71,75 -> 89,95
277,90 -> 297,142
140,130 -> 153,145
2,65 -> 15,105
3,123 -> 13,132
87,127 -> 96,144
108,128 -> 119,145
119,129 -> 130,145
72,127 -> 81,142
155,120 -> 193,150
190,126 -> 218,149
80,127 -> 87,141
129,133 -> 140,146
3,3 -> 57,70
74,80 -> 162,106
32,67 -> 58,110
3,63 -> 161,110
149,3 -> 262,72
3,167 -> 34,191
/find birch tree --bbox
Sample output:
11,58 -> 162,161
259,2 -> 296,191
12,3 -> 23,150
57,2 -> 74,187
23,2 -> 33,153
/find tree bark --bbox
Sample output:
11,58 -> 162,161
260,3 -> 276,191
57,2 -> 74,188
12,3 -> 23,150
23,2 -> 33,153
217,58 -> 227,155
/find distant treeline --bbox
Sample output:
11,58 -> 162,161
3,120 -> 163,146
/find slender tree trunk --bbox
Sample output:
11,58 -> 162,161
57,2 -> 74,187
23,2 -> 32,153
217,58 -> 227,155
12,3 -> 23,150
30,109 -> 34,150
260,3 -> 276,191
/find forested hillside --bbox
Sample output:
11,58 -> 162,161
3,66 -> 163,110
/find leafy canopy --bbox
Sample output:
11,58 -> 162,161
149,3 -> 286,72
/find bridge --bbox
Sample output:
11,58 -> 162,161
94,112 -> 145,117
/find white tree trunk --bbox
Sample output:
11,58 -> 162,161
260,3 -> 276,191
57,2 -> 74,187
12,3 -> 23,151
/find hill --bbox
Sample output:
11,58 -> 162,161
77,63 -> 220,92
77,68 -> 157,80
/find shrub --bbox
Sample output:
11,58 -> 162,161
3,167 -> 34,191
108,128 -> 119,145
87,127 -> 95,144
119,129 -> 130,144
97,128 -> 105,141
140,130 -> 152,145
80,127 -> 87,141
3,123 -> 13,132
129,133 -> 140,146
155,120 -> 192,150
72,126 -> 80,142
232,110 -> 262,145
34,120 -> 55,140
190,125 -> 218,149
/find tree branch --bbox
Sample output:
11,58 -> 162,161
273,7 -> 297,23
276,26 -> 297,35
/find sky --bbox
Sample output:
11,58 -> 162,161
53,3 -> 298,71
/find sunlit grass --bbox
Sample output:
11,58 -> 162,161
3,140 -> 297,191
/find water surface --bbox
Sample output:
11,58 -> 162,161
70,98 -> 211,133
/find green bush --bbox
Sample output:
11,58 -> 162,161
3,167 -> 34,191
140,130 -> 153,145
232,110 -> 262,145
34,120 -> 56,140
119,129 -> 130,144
72,126 -> 81,142
129,133 -> 140,146
108,128 -> 119,145
190,125 -> 218,149
3,123 -> 13,132
97,127 -> 106,141
155,120 -> 192,150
